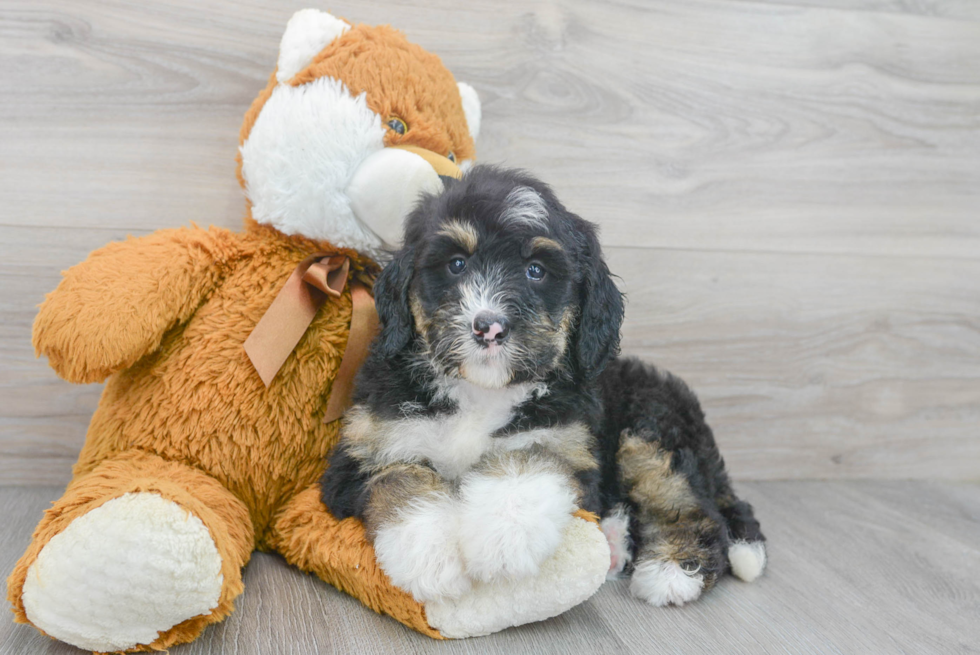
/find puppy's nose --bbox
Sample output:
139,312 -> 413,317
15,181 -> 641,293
472,311 -> 510,345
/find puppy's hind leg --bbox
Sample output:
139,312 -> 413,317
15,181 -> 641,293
618,433 -> 728,606
699,439 -> 767,582
716,486 -> 767,582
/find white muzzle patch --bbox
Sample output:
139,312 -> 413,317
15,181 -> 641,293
454,272 -> 514,388
240,76 -> 387,258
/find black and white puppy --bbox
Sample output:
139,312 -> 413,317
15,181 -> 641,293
322,166 -> 766,606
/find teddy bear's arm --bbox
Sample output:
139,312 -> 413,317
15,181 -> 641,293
33,226 -> 238,384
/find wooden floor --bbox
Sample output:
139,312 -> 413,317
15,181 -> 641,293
3,481 -> 979,655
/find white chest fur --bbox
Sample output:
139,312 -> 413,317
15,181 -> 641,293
372,380 -> 543,479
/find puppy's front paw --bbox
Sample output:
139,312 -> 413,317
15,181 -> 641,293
372,497 -> 471,602
459,468 -> 577,582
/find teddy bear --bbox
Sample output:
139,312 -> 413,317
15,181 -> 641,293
6,9 -> 610,652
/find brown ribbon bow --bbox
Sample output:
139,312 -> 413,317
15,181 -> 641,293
244,253 -> 379,424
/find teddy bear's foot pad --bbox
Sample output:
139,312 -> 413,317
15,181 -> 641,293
424,515 -> 609,638
21,492 -> 224,652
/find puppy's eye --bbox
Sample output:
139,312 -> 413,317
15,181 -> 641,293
526,262 -> 546,281
448,257 -> 467,275
386,117 -> 407,135
447,151 -> 456,163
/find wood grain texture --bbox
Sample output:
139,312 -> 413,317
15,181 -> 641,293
1,0 -> 979,484
3,482 -> 979,654
3,227 -> 978,481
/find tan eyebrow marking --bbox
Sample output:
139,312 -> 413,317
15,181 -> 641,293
437,220 -> 478,254
529,236 -> 564,252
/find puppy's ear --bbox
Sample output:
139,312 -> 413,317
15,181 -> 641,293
575,223 -> 624,379
373,246 -> 416,357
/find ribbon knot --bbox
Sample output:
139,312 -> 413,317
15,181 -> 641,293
244,253 -> 379,423
302,254 -> 349,298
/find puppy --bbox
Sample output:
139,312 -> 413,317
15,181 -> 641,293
596,358 -> 767,605
321,165 -> 766,606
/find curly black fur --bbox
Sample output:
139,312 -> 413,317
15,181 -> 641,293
597,357 -> 765,590
321,165 -> 764,604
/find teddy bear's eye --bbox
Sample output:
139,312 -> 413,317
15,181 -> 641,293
447,151 -> 456,163
386,117 -> 407,135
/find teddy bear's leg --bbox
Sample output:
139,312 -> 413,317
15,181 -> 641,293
270,484 -> 610,639
269,483 -> 443,638
7,450 -> 253,653
423,511 -> 609,638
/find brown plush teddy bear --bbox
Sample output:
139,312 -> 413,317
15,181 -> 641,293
6,9 -> 610,652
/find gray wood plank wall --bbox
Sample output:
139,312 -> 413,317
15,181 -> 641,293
1,0 -> 978,485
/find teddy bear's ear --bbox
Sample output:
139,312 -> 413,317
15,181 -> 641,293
457,82 -> 482,140
276,9 -> 351,84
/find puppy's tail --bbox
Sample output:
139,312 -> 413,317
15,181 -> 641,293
597,357 -> 767,583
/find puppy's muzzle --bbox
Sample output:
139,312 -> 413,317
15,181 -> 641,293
472,311 -> 510,347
